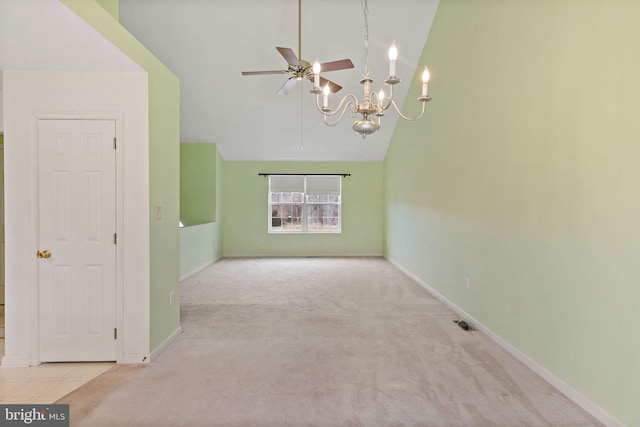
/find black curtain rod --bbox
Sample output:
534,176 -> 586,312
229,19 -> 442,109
259,173 -> 351,177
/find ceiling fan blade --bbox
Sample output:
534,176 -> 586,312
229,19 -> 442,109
319,59 -> 355,73
242,70 -> 288,76
276,47 -> 301,67
277,77 -> 298,95
310,76 -> 343,94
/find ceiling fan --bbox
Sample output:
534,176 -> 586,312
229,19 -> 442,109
241,0 -> 354,95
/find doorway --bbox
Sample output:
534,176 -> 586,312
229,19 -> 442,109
1,139 -> 4,339
37,119 -> 117,362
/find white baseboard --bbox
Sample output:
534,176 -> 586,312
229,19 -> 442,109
180,256 -> 220,282
1,352 -> 151,366
120,353 -> 151,364
223,253 -> 383,258
150,325 -> 182,362
385,256 -> 625,427
1,355 -> 31,367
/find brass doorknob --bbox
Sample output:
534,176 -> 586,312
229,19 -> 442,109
37,250 -> 52,259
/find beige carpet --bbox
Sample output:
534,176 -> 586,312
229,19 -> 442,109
58,257 -> 602,426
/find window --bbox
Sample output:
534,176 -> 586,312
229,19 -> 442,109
269,175 -> 341,233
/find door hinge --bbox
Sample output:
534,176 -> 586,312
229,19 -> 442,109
114,328 -> 117,340
114,233 -> 117,244
113,137 -> 117,149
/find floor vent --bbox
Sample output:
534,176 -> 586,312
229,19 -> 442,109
454,319 -> 475,331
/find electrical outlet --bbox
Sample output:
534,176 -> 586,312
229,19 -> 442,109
464,277 -> 470,289
169,291 -> 175,306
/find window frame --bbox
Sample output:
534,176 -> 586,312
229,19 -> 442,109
268,175 -> 342,234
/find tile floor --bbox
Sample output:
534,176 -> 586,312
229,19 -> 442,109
0,339 -> 114,404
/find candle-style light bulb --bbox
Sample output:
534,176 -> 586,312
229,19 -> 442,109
388,41 -> 398,61
421,66 -> 430,96
388,41 -> 398,77
378,89 -> 385,111
421,66 -> 430,83
312,59 -> 321,89
323,84 -> 330,109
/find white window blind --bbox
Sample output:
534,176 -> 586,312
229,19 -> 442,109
269,175 -> 305,193
305,176 -> 341,196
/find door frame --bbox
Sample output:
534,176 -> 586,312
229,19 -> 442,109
30,113 -> 125,365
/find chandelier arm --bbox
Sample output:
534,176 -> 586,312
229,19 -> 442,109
314,94 -> 360,117
387,98 -> 428,121
370,90 -> 384,112
371,90 -> 392,113
372,83 -> 402,113
320,99 -> 359,127
322,114 -> 341,128
386,82 -> 395,102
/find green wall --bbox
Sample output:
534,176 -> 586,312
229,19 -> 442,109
384,1 -> 640,425
61,0 -> 181,352
180,143 -> 216,226
95,0 -> 118,19
223,162 -> 383,256
180,145 -> 223,278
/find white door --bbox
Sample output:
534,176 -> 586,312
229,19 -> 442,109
37,119 -> 117,362
1,144 -> 4,309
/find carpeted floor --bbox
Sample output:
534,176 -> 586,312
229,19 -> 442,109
58,257 -> 603,426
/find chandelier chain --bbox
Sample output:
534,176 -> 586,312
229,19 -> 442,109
362,0 -> 370,77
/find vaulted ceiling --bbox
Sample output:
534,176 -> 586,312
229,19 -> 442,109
0,0 -> 142,88
119,0 -> 439,162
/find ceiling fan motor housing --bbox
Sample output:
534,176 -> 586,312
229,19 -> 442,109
290,60 -> 312,80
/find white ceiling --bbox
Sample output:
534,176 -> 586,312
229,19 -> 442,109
0,0 -> 141,73
119,0 -> 439,162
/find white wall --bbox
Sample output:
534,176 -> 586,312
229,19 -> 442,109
2,70 -> 150,365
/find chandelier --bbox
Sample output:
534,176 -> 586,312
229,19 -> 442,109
310,0 -> 431,138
